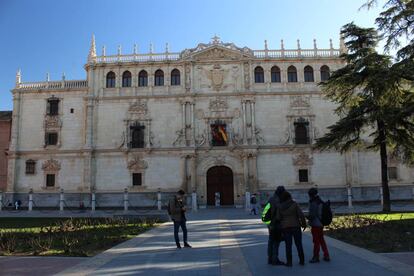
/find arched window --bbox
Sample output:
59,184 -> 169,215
138,70 -> 148,87
287,66 -> 297,83
320,65 -> 330,82
106,71 -> 116,88
122,71 -> 132,87
154,69 -> 164,86
304,66 -> 314,82
294,119 -> 309,144
271,66 -> 281,83
171,69 -> 180,86
254,66 -> 264,83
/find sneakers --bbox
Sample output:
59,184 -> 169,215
272,260 -> 286,266
184,242 -> 192,248
176,244 -> 182,249
309,257 -> 320,263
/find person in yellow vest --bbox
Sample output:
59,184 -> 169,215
262,186 -> 286,265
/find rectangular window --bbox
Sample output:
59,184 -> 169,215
132,173 -> 142,186
46,174 -> 55,187
25,160 -> 36,175
130,124 -> 145,148
294,122 -> 310,144
47,99 -> 59,115
299,169 -> 309,182
45,132 -> 58,146
388,167 -> 398,180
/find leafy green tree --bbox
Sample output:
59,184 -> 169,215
315,23 -> 414,212
364,0 -> 414,59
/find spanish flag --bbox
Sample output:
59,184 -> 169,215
218,125 -> 228,143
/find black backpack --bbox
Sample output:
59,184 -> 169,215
251,197 -> 257,204
320,200 -> 333,226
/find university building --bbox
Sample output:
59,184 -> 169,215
5,36 -> 414,207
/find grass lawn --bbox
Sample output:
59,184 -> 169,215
0,217 -> 157,257
326,213 -> 414,253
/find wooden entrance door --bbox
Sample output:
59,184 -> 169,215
207,166 -> 234,206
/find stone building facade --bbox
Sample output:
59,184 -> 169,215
0,111 -> 12,191
5,36 -> 414,207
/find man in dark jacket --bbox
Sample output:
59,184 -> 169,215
168,190 -> 191,249
276,191 -> 307,266
266,186 -> 285,265
308,188 -> 330,262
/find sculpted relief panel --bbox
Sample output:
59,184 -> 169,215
194,64 -> 242,92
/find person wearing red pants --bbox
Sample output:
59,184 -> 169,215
308,188 -> 330,263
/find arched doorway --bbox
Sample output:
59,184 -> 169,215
206,166 -> 234,206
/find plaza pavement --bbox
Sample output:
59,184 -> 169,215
51,208 -> 414,276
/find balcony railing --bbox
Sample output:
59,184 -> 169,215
17,80 -> 88,90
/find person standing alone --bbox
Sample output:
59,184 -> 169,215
250,193 -> 258,215
308,188 -> 330,263
168,190 -> 192,249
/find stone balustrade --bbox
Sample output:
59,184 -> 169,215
17,80 -> 88,90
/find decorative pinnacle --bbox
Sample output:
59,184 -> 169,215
15,69 -> 21,87
117,45 -> 122,55
165,42 -> 169,53
329,38 -> 333,49
62,72 -> 66,81
264,40 -> 268,50
280,39 -> 285,50
88,34 -> 97,61
313,39 -> 317,50
150,43 -> 153,53
102,45 -> 106,56
339,34 -> 347,53
297,39 -> 301,49
46,72 -> 50,82
133,44 -> 137,54
211,34 -> 220,44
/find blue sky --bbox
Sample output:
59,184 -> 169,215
0,0 -> 385,110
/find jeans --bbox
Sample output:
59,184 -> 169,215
250,203 -> 258,214
283,227 -> 304,264
267,228 -> 281,262
173,220 -> 187,245
311,226 -> 329,258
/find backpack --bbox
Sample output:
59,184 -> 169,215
261,202 -> 272,225
320,200 -> 333,226
250,197 -> 257,204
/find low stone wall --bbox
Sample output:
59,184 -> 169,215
259,185 -> 414,205
1,185 -> 413,210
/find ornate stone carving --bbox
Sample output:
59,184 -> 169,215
254,127 -> 265,145
195,109 -> 205,119
44,116 -> 62,129
195,129 -> 207,147
173,129 -> 185,146
290,96 -> 310,108
243,62 -> 250,89
180,40 -> 253,60
213,155 -> 226,166
127,155 -> 148,171
129,101 -> 148,115
293,152 -> 313,166
42,159 -> 61,171
209,97 -> 228,112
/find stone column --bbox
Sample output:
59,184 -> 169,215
250,153 -> 259,193
242,154 -> 249,191
251,101 -> 257,145
7,90 -> 21,192
241,101 -> 247,144
181,155 -> 188,191
190,154 -> 197,192
191,103 -> 195,145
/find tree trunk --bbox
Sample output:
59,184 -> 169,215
377,119 -> 391,212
